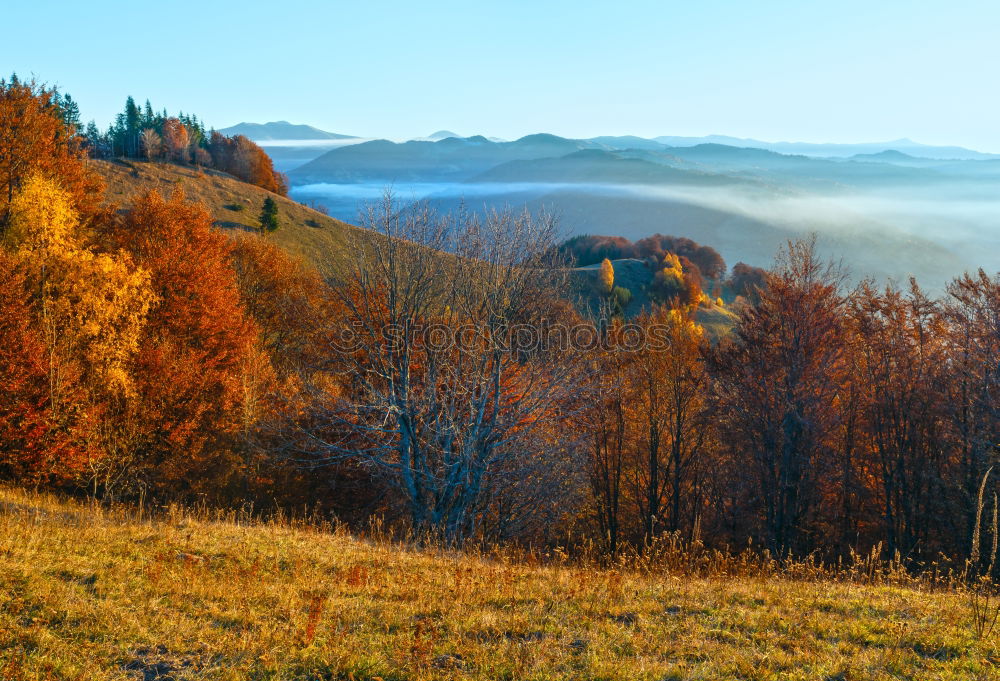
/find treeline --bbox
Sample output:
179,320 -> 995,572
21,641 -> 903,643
1,78 -> 998,573
21,79 -> 291,196
560,233 -> 727,278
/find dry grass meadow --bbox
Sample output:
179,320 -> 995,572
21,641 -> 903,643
0,486 -> 998,680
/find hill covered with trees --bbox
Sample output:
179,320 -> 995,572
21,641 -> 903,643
82,94 -> 289,195
2,75 -> 1000,589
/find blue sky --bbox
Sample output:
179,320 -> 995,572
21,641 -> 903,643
4,0 -> 998,149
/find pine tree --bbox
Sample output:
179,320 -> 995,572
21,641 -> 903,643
124,96 -> 141,157
142,100 -> 155,129
259,197 -> 280,233
60,94 -> 81,132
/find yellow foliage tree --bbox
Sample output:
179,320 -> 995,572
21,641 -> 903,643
599,257 -> 615,294
7,175 -> 154,398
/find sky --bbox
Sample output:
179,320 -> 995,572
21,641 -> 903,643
4,0 -> 999,150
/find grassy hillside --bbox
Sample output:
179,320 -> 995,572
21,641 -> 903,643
0,486 -> 994,680
94,159 -> 362,277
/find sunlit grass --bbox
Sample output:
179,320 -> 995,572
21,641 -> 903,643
0,485 -> 996,680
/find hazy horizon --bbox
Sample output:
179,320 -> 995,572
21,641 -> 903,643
6,1 -> 1000,152
234,127 -> 997,153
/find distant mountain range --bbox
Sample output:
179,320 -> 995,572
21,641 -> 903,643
217,122 -> 1000,289
275,128 -> 1000,291
426,130 -> 461,141
287,132 -> 1000,191
217,121 -> 355,141
289,133 -> 602,184
650,135 -> 998,161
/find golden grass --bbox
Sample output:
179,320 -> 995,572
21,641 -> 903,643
0,486 -> 997,680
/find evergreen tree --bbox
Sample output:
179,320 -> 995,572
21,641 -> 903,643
142,100 -> 155,129
84,121 -> 104,157
124,96 -> 141,157
60,94 -> 81,131
259,197 -> 280,233
108,114 -> 126,157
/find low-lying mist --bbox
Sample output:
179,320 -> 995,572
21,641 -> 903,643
290,180 -> 1000,290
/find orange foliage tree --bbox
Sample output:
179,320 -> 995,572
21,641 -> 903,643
160,117 -> 190,163
710,239 -> 847,555
0,77 -> 104,229
208,132 -> 288,195
107,190 -> 262,495
0,252 -> 65,481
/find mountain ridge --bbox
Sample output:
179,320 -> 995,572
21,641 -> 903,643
218,120 -> 356,141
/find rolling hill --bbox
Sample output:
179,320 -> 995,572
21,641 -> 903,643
282,131 -> 992,290
470,149 -> 752,187
651,135 -> 1000,160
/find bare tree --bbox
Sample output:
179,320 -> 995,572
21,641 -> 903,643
139,128 -> 160,161
289,194 -> 590,543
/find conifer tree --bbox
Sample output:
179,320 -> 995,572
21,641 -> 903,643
259,197 -> 280,233
124,96 -> 141,157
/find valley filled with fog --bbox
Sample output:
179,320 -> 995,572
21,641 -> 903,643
276,131 -> 1000,291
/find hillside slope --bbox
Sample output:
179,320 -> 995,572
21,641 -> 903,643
94,159 -> 362,277
95,160 -> 739,333
0,485 -> 990,680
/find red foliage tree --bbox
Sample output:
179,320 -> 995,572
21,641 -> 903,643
109,190 -> 262,494
160,117 -> 190,163
0,253 -> 74,482
208,132 -> 288,195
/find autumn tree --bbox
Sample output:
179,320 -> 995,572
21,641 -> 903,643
107,190 -> 260,496
140,128 -> 161,161
5,175 -> 155,491
161,117 -> 190,163
0,77 -> 103,230
944,270 -> 1000,565
635,234 -> 727,279
290,195 -> 587,542
208,132 -> 288,195
0,252 -> 63,482
598,257 -> 615,294
625,304 -> 712,543
711,238 -> 846,555
581,316 -> 633,553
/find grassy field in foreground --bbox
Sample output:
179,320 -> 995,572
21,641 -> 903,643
0,487 -> 997,680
